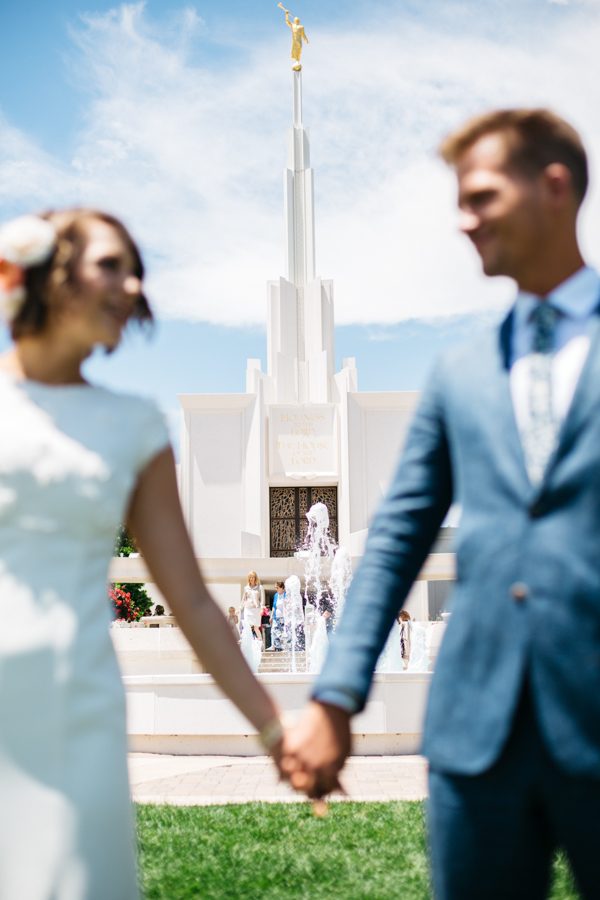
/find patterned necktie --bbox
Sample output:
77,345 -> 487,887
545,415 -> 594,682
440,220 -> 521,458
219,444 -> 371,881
523,302 -> 561,485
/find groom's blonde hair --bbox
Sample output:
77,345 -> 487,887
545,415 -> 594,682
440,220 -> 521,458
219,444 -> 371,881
439,108 -> 588,206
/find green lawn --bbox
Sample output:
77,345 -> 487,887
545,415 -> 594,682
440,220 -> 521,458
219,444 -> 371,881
137,802 -> 579,899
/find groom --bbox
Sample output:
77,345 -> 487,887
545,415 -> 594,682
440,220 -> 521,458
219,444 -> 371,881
284,109 -> 600,899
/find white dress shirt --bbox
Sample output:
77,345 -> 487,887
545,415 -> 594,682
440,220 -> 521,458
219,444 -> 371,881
510,266 -> 600,440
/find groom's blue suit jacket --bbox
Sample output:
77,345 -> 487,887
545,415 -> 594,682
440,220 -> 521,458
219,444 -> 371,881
313,306 -> 600,776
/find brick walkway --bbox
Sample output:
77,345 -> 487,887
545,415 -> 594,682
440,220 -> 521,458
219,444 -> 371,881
129,754 -> 428,806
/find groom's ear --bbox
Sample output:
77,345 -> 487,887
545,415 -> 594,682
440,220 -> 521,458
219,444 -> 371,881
540,162 -> 578,212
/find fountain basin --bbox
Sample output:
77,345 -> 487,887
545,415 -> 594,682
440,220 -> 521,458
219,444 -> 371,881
113,621 -> 447,676
112,625 -> 207,675
123,671 -> 432,756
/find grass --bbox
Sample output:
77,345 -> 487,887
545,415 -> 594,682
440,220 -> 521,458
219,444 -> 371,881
137,802 -> 579,900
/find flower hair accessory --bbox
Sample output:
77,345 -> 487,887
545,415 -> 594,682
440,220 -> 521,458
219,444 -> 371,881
0,215 -> 56,267
0,215 -> 57,323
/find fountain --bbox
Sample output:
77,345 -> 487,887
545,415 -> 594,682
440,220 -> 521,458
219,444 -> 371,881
302,502 -> 335,607
276,501 -> 431,675
305,542 -> 354,672
306,613 -> 329,673
114,513 -> 442,752
296,502 -> 335,673
292,502 -> 410,675
240,619 -> 262,673
304,502 -> 337,559
330,545 -> 352,623
283,574 -> 304,672
376,621 -> 405,673
406,622 -> 429,673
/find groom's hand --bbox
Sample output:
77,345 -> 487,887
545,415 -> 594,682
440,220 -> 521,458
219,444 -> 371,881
282,701 -> 352,798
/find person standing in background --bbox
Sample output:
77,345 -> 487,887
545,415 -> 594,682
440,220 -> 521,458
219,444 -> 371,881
241,571 -> 264,641
227,606 -> 240,641
398,610 -> 412,670
261,601 -> 272,650
271,581 -> 286,651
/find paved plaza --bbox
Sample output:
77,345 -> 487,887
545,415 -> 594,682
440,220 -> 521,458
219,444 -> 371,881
129,754 -> 428,806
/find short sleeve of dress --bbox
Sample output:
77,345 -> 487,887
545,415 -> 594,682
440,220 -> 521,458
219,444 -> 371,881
135,398 -> 171,474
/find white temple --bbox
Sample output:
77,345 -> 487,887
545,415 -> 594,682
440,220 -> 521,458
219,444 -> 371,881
109,66 -> 455,757
178,72 -> 423,611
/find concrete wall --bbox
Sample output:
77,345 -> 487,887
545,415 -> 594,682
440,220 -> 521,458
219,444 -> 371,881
344,392 -> 420,552
123,672 -> 432,756
179,394 -> 260,558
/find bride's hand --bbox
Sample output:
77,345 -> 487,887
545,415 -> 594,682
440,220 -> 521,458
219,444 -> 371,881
280,702 -> 351,799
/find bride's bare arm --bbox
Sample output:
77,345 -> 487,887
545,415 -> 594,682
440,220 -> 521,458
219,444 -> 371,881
125,447 -> 281,745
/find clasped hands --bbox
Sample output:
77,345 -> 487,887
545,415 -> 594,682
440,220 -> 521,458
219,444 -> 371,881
272,701 -> 352,799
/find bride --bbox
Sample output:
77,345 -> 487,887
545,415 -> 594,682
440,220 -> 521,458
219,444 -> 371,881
0,209 -> 286,899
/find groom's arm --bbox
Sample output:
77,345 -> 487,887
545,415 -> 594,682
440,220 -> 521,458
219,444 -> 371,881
284,361 -> 453,793
315,359 -> 452,713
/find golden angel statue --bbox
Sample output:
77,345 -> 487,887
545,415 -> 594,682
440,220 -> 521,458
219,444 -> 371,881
277,3 -> 309,70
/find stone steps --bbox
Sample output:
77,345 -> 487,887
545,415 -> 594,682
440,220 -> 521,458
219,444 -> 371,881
259,651 -> 307,673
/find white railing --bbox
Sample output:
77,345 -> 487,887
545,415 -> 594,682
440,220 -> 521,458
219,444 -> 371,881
109,552 -> 455,585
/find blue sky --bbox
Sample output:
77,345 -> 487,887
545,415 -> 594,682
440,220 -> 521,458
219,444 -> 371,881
1,0 -> 599,446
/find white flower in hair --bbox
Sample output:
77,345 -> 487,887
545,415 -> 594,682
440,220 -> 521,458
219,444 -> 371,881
0,215 -> 56,267
0,215 -> 56,324
0,285 -> 26,323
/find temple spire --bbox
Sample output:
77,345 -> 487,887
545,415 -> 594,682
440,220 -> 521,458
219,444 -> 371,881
285,70 -> 316,289
265,68 -> 336,405
293,67 -> 303,126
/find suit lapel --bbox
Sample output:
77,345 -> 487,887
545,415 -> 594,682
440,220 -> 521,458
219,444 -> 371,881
493,308 -> 533,492
490,298 -> 600,495
550,306 -> 600,470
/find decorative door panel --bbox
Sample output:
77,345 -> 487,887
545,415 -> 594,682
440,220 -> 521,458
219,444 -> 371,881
270,486 -> 338,558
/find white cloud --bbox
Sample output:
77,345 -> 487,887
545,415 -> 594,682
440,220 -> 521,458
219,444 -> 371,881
1,3 -> 599,325
0,115 -> 73,209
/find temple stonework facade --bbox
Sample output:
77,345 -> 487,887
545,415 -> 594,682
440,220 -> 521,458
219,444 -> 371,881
178,72 -> 425,613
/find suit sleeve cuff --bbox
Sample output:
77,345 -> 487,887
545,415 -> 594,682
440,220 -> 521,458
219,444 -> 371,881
310,687 -> 363,715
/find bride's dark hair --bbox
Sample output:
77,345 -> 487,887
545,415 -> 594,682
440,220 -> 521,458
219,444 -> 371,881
11,208 -> 153,340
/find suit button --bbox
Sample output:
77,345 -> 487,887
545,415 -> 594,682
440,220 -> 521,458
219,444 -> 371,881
510,582 -> 529,602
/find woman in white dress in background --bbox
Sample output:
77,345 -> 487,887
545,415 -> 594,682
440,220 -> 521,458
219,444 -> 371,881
0,210 -> 285,900
398,609 -> 412,670
241,570 -> 264,641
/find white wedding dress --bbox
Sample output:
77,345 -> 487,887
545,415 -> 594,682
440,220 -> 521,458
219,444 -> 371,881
0,372 -> 168,900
